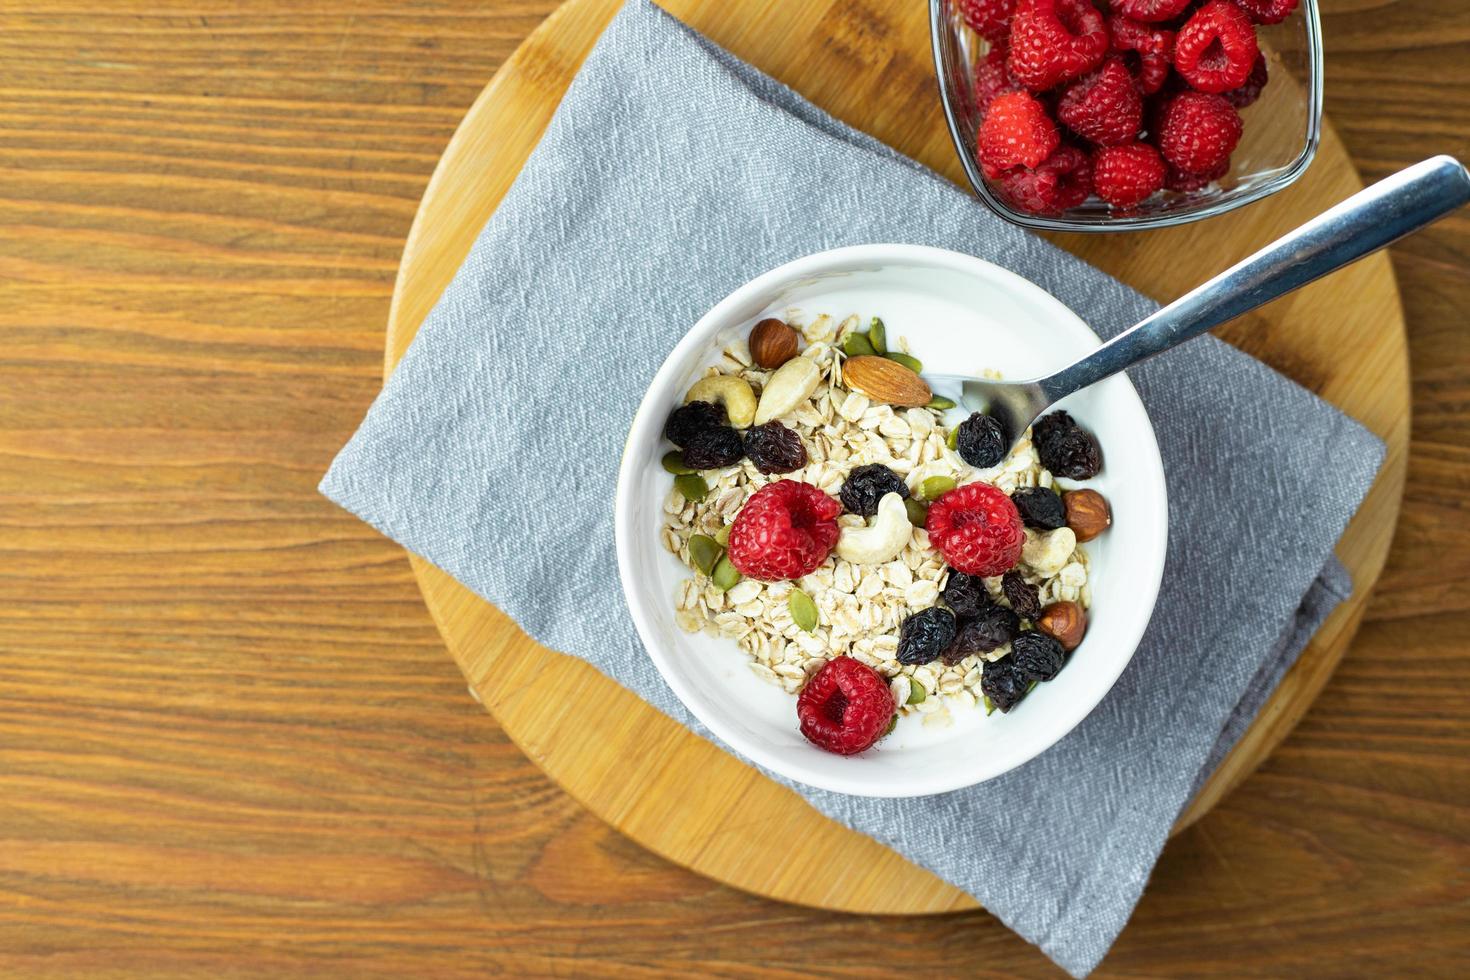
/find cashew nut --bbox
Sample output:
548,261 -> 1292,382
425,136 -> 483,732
836,492 -> 912,565
1021,526 -> 1076,578
753,356 -> 821,425
685,375 -> 756,428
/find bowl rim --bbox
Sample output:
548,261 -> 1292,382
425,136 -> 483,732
614,243 -> 1169,796
927,0 -> 1325,232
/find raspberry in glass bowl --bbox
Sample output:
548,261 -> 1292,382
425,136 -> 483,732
930,0 -> 1323,231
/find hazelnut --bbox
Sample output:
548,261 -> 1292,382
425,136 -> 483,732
748,317 -> 799,369
1062,488 -> 1111,542
1036,601 -> 1086,651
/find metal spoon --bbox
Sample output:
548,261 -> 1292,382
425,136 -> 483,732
923,155 -> 1470,447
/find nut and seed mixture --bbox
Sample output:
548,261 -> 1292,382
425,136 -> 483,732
661,312 -> 1092,723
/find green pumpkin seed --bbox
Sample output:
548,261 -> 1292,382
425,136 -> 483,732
918,475 -> 957,501
714,525 -> 730,547
842,332 -> 877,358
925,395 -> 956,411
661,450 -> 695,475
904,498 -> 929,527
884,351 -> 923,373
687,534 -> 723,575
788,589 -> 819,633
984,695 -> 996,716
882,714 -> 897,736
869,317 -> 888,354
673,473 -> 709,502
711,554 -> 742,592
906,681 -> 927,705
947,427 -> 959,450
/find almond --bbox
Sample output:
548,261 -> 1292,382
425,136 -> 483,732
748,317 -> 799,369
1036,600 -> 1086,651
1062,489 -> 1111,542
842,355 -> 931,407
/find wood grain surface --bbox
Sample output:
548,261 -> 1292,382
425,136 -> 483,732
382,0 -> 1412,916
0,1 -> 1466,976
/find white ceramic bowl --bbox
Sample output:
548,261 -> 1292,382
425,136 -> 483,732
615,245 -> 1167,797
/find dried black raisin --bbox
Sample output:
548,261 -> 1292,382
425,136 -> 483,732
940,570 -> 990,619
981,657 -> 1030,713
896,607 -> 957,666
955,412 -> 1008,468
1011,630 -> 1065,681
1032,410 -> 1102,480
1011,486 -> 1067,530
953,604 -> 1019,655
680,425 -> 745,470
743,421 -> 807,474
664,400 -> 727,448
1001,571 -> 1042,619
839,463 -> 909,517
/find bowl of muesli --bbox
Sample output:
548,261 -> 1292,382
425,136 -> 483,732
615,245 -> 1167,797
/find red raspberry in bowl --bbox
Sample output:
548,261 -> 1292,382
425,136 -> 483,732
974,43 -> 1020,115
996,144 -> 1093,214
1155,90 -> 1242,176
726,480 -> 841,582
1234,0 -> 1299,25
1109,0 -> 1192,23
1173,0 -> 1259,94
1057,58 -> 1143,146
1093,142 -> 1167,207
1164,155 -> 1229,192
926,482 -> 1025,577
1223,53 -> 1269,109
957,0 -> 1018,43
1107,15 -> 1175,95
1008,0 -> 1109,92
978,90 -> 1060,178
796,656 -> 896,756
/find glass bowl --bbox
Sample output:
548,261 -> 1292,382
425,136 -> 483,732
929,0 -> 1323,232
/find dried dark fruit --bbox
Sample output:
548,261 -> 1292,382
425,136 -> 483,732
896,607 -> 957,666
981,657 -> 1030,713
1011,630 -> 1066,681
839,463 -> 910,517
953,603 -> 1020,655
941,570 -> 991,619
743,421 -> 807,474
680,425 -> 745,470
1002,570 -> 1042,619
1011,486 -> 1068,530
664,400 -> 727,448
1032,410 -> 1102,479
955,412 -> 1008,468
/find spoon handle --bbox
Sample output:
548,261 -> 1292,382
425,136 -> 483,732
1038,155 -> 1470,403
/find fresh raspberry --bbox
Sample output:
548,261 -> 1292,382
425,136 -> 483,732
978,90 -> 1060,179
1108,15 -> 1175,95
956,0 -> 1017,42
726,481 -> 840,582
996,145 -> 1093,214
1234,0 -> 1299,25
796,657 -> 895,756
1093,142 -> 1167,207
1155,90 -> 1241,176
926,482 -> 1025,577
1173,0 -> 1259,93
1223,52 -> 1268,108
1164,155 -> 1229,191
974,43 -> 1020,116
1057,58 -> 1143,146
1008,0 -> 1109,92
1109,0 -> 1192,22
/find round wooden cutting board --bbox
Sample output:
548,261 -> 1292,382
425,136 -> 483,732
385,0 -> 1408,914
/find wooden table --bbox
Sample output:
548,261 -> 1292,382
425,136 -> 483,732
1,1 -> 1465,975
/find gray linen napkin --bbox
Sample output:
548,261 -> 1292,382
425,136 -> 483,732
320,1 -> 1385,974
